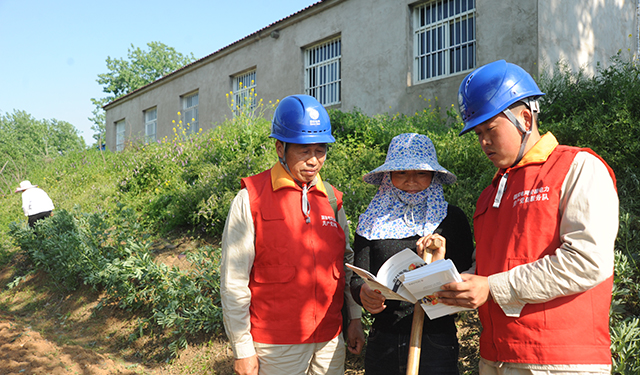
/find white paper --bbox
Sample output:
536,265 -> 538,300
399,259 -> 473,319
347,248 -> 426,302
349,249 -> 474,320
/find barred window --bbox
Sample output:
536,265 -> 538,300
144,107 -> 157,143
181,92 -> 199,134
305,37 -> 341,106
233,70 -> 256,116
413,0 -> 476,82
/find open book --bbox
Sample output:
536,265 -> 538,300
347,248 -> 473,319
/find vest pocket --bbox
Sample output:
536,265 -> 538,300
253,265 -> 296,284
261,207 -> 285,220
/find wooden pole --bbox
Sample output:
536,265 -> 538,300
406,237 -> 442,375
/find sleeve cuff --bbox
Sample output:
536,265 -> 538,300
488,272 -> 525,317
233,340 -> 257,359
345,289 -> 363,319
348,304 -> 363,320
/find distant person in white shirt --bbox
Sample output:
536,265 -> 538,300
15,180 -> 54,228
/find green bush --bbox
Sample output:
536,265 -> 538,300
539,53 -> 640,217
0,148 -> 122,258
8,207 -> 223,358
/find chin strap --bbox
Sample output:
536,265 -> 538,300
402,204 -> 417,228
502,98 -> 540,168
279,141 -> 312,223
494,99 -> 540,208
278,141 -> 293,175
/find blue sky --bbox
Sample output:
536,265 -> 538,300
0,0 -> 318,145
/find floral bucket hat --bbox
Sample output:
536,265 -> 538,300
363,133 -> 456,185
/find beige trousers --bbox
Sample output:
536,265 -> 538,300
479,357 -> 612,375
254,335 -> 345,375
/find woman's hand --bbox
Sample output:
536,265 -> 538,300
359,283 -> 386,314
416,233 -> 446,263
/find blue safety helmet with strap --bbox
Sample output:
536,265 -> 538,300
271,95 -> 334,224
270,94 -> 335,144
457,60 -> 545,136
457,60 -> 545,167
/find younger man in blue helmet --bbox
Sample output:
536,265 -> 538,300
220,94 -> 364,375
435,60 -> 619,374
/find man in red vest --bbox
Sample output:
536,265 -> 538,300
220,95 -> 364,375
435,60 -> 618,374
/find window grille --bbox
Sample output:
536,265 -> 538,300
305,37 -> 341,106
414,0 -> 476,82
233,70 -> 257,116
182,92 -> 199,134
144,108 -> 157,143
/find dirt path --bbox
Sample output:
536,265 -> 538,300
0,312 -> 139,375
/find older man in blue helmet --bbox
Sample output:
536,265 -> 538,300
220,95 -> 364,375
435,60 -> 618,375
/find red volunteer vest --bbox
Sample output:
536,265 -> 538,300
242,168 -> 346,345
474,144 -> 616,364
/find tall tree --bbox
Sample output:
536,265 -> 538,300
90,42 -> 196,145
0,110 -> 86,191
0,110 -> 85,160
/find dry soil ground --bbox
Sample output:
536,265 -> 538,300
0,237 -> 479,375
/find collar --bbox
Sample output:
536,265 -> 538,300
490,132 -> 559,208
269,162 -> 327,195
513,132 -> 559,167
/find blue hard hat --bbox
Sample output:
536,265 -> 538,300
457,60 -> 545,136
270,95 -> 335,144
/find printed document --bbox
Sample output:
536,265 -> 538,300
347,248 -> 473,319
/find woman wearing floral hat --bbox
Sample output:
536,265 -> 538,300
15,180 -> 54,228
350,133 -> 474,375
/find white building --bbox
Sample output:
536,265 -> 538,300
104,0 -> 638,151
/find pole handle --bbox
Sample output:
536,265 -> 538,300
406,237 -> 443,375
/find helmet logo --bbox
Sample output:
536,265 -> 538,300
309,108 -> 321,125
458,92 -> 466,118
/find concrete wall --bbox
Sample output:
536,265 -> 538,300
475,0 -> 539,74
538,0 -> 638,76
105,0 -> 638,151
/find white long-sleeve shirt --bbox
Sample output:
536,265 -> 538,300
21,187 -> 54,216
